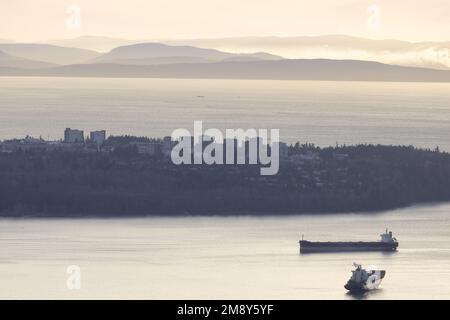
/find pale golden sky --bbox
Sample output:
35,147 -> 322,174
1,0 -> 449,42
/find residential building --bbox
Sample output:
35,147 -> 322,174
90,130 -> 106,146
64,128 -> 84,143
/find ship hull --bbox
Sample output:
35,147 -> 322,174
299,240 -> 398,253
344,280 -> 366,292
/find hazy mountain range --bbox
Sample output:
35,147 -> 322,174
46,35 -> 450,70
0,50 -> 56,69
165,35 -> 450,70
0,43 -> 99,65
3,59 -> 450,83
91,43 -> 283,65
1,35 -> 450,82
50,35 -> 140,53
0,42 -> 282,67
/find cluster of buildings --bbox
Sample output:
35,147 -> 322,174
0,128 -> 289,160
64,128 -> 174,157
0,128 -> 330,165
0,128 -> 353,186
64,128 -> 106,145
0,128 -> 108,153
0,128 -> 176,157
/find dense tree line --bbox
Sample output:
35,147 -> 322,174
1,142 -> 450,216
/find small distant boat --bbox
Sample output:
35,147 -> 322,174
344,263 -> 386,292
299,229 -> 398,253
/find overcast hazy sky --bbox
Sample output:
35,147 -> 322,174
1,0 -> 449,42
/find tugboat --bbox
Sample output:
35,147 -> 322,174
299,229 -> 398,253
344,263 -> 386,292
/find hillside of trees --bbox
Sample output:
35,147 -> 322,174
1,140 -> 450,216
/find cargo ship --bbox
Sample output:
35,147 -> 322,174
299,229 -> 398,253
344,263 -> 386,292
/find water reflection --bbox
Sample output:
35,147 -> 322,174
346,289 -> 384,300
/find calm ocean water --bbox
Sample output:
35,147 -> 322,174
1,77 -> 450,299
1,204 -> 450,299
0,77 -> 450,150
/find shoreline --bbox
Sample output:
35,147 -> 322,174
0,200 -> 447,219
2,73 -> 450,84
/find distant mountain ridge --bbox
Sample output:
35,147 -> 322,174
0,41 -> 284,67
2,37 -> 450,82
3,58 -> 450,82
0,43 -> 100,65
92,42 -> 283,65
0,50 -> 56,69
164,35 -> 450,70
95,42 -> 231,61
49,35 -> 139,53
41,34 -> 450,70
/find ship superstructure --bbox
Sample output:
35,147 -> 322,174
344,263 -> 386,292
